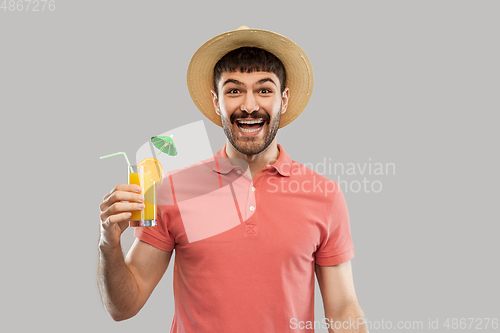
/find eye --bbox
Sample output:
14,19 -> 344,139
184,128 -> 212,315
227,89 -> 240,94
260,88 -> 272,94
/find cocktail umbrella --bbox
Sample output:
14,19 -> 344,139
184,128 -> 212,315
151,135 -> 178,157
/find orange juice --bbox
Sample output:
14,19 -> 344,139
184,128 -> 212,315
128,168 -> 157,227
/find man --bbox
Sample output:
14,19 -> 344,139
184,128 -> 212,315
98,26 -> 368,333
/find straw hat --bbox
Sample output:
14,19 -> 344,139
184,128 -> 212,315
187,26 -> 314,128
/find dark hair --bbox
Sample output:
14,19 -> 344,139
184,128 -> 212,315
213,47 -> 286,96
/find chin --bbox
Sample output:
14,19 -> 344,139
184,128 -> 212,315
227,129 -> 265,155
233,142 -> 268,156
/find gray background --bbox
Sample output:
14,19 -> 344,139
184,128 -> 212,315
1,0 -> 499,332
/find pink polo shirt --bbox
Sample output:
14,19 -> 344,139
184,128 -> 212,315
135,144 -> 354,332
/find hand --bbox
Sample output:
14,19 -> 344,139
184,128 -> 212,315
99,184 -> 145,250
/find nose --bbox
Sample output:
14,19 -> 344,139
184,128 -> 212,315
241,92 -> 259,113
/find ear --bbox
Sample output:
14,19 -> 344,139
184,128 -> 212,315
211,89 -> 220,116
280,87 -> 290,115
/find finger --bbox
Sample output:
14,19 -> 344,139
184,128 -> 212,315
119,184 -> 143,193
111,202 -> 146,214
100,192 -> 144,213
101,187 -> 144,212
100,213 -> 131,236
100,202 -> 145,222
105,212 -> 132,225
103,184 -> 142,201
108,191 -> 145,205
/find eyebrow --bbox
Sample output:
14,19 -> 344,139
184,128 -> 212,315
222,77 -> 278,87
222,79 -> 244,87
256,78 -> 277,86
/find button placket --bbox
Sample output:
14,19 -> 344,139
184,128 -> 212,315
244,178 -> 257,236
232,168 -> 253,222
247,179 -> 257,216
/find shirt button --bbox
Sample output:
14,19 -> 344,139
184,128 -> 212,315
249,206 -> 255,211
251,186 -> 256,192
236,170 -> 242,175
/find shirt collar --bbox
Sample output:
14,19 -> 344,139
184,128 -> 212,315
212,145 -> 236,174
271,144 -> 292,177
212,144 -> 291,177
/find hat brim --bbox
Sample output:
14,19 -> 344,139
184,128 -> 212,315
187,28 -> 314,128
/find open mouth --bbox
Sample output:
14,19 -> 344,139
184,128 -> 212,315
236,119 -> 265,133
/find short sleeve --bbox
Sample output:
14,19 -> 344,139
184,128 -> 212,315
314,186 -> 354,266
134,175 -> 176,252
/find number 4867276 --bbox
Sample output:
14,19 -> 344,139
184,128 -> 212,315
1,0 -> 56,11
443,318 -> 499,330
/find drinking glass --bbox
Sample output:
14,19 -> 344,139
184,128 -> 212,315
128,165 -> 157,227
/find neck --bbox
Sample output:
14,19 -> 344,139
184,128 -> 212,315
225,138 -> 280,178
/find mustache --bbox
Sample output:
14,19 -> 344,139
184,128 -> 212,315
230,111 -> 271,124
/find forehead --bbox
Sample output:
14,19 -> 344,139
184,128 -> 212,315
218,71 -> 280,87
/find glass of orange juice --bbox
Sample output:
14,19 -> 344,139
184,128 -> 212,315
128,164 -> 157,227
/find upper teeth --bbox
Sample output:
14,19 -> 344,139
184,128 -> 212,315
238,119 -> 263,124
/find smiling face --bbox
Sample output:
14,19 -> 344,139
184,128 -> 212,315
211,71 -> 289,156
